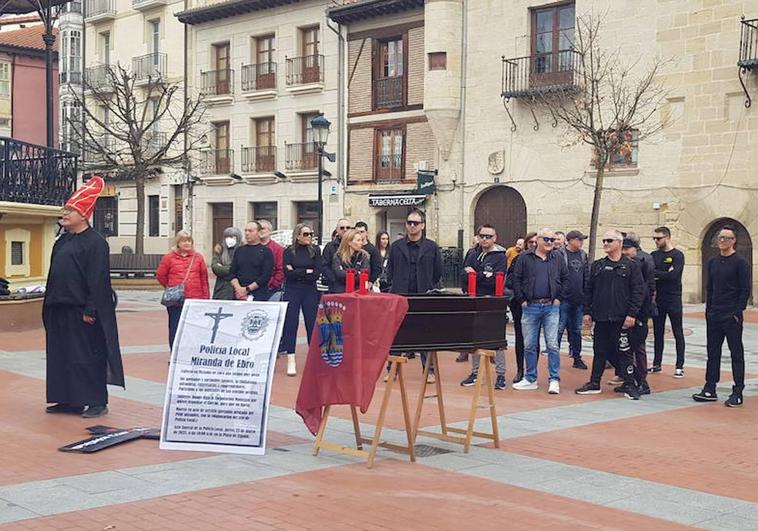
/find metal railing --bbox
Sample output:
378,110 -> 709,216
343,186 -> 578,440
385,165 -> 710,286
200,69 -> 234,96
441,247 -> 463,289
60,71 -> 82,85
84,0 -> 115,18
84,64 -> 111,90
286,54 -> 323,85
133,53 -> 167,82
200,149 -> 234,175
501,50 -> 580,99
65,1 -> 82,13
375,153 -> 403,183
285,142 -> 318,171
143,131 -> 167,157
0,136 -> 77,206
739,18 -> 758,68
241,62 -> 277,91
241,145 -> 276,173
374,76 -> 404,109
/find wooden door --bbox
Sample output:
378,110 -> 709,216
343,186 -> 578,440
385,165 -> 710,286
214,122 -> 230,174
215,43 -> 230,94
301,26 -> 320,83
701,218 -> 753,303
474,186 -> 527,249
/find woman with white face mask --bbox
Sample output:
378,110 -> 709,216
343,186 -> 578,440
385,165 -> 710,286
211,226 -> 243,300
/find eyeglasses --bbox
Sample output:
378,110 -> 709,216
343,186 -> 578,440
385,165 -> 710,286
717,236 -> 735,241
478,233 -> 495,239
406,220 -> 423,226
653,236 -> 665,241
542,237 -> 556,243
602,238 -> 619,244
301,232 -> 314,237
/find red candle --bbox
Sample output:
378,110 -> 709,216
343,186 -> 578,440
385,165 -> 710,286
345,269 -> 355,293
495,272 -> 505,296
468,271 -> 476,297
359,269 -> 369,294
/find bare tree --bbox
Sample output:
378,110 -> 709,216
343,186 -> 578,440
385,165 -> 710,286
532,14 -> 669,259
69,63 -> 207,254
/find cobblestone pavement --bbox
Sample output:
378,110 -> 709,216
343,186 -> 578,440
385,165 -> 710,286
0,292 -> 756,530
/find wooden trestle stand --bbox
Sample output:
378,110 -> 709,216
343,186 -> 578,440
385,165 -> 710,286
312,354 -> 416,468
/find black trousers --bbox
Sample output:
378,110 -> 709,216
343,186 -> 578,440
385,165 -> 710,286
631,319 -> 649,386
653,309 -> 685,369
509,300 -> 525,373
705,312 -> 745,394
167,305 -> 183,350
281,285 -> 320,354
591,321 -> 634,387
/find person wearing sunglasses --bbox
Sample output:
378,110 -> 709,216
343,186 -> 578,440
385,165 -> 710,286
576,230 -> 645,399
281,224 -> 324,376
459,224 -> 508,390
321,218 -> 352,293
693,225 -> 750,407
506,231 -> 538,382
650,226 -> 686,377
510,228 -> 569,394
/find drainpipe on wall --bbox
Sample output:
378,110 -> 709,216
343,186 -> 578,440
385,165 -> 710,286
9,53 -> 15,138
183,0 -> 192,234
326,16 -> 345,224
457,1 -> 468,251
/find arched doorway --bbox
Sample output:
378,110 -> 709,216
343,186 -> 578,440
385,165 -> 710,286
474,186 -> 527,247
701,218 -> 753,303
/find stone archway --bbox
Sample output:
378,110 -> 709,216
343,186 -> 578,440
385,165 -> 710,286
474,186 -> 527,248
701,218 -> 753,303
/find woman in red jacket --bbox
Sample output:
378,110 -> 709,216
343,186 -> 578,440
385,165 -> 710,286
156,231 -> 210,349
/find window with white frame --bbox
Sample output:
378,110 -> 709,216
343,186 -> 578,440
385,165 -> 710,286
0,63 -> 10,96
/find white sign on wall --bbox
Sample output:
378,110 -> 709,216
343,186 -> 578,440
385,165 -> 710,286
160,299 -> 287,455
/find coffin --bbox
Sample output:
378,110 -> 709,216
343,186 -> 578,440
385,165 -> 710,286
391,294 -> 507,352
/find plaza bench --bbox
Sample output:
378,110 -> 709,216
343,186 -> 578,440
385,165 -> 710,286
109,254 -> 163,278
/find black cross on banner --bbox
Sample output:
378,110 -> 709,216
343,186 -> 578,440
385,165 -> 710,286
205,306 -> 233,344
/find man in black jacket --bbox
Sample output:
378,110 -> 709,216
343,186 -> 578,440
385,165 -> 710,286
576,230 -> 645,399
322,218 -> 352,292
693,225 -> 751,407
511,228 -> 569,394
386,209 -> 443,380
459,224 -> 508,390
355,220 -> 383,287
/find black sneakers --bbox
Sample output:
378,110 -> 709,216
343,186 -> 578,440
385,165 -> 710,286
725,394 -> 744,408
692,389 -> 718,402
648,366 -> 662,374
460,373 -> 477,387
572,358 -> 588,370
575,382 -> 601,395
624,385 -> 641,401
512,369 -> 524,384
82,405 -> 109,418
494,375 -> 507,390
638,383 -> 651,395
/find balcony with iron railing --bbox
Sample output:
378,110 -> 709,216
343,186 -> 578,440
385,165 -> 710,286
84,0 -> 116,21
375,153 -> 403,183
200,69 -> 234,97
60,71 -> 82,85
0,136 -> 78,207
241,145 -> 276,174
200,149 -> 234,175
738,17 -> 758,107
286,55 -> 324,86
84,64 -> 111,91
501,50 -> 580,99
133,53 -> 167,83
241,62 -> 277,92
373,76 -> 404,109
143,131 -> 167,157
285,142 -> 318,172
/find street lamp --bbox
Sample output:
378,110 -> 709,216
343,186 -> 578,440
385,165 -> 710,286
310,113 -> 331,244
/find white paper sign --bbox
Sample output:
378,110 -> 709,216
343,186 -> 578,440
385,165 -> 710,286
160,299 -> 287,455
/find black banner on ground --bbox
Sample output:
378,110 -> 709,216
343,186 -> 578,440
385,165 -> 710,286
59,426 -> 160,453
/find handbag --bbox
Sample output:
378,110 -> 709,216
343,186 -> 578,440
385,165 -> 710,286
161,253 -> 196,307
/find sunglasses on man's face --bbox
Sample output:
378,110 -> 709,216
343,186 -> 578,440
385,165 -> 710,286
301,232 -> 314,237
653,236 -> 665,241
718,236 -> 735,241
542,237 -> 556,243
406,220 -> 423,226
602,238 -> 618,244
478,233 -> 495,239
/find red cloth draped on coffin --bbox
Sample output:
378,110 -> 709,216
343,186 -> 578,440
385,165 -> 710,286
295,292 -> 409,435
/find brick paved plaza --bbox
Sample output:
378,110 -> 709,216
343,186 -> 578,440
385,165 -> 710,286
1,292 -> 756,530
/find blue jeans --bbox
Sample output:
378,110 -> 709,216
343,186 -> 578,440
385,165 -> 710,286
522,302 -> 560,382
557,301 -> 583,359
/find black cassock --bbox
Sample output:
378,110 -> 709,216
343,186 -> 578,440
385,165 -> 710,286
43,227 -> 125,407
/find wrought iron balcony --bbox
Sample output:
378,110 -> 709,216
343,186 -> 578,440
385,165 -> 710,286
738,17 -> 758,108
200,149 -> 234,175
501,51 -> 580,99
0,136 -> 77,207
375,153 -> 403,183
241,62 -> 277,91
60,71 -> 82,85
84,0 -> 116,20
241,145 -> 276,173
84,64 -> 111,91
374,76 -> 404,109
63,1 -> 82,14
286,54 -> 323,86
143,131 -> 167,157
200,69 -> 234,96
285,142 -> 318,172
133,53 -> 167,82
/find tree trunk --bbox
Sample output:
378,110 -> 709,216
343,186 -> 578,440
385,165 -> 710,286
135,173 -> 146,255
587,154 -> 607,261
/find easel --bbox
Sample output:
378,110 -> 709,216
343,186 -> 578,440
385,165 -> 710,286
312,355 -> 416,468
412,350 -> 501,453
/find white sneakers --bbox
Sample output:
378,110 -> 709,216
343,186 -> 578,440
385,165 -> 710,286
513,378 -> 560,394
513,379 -> 538,390
287,354 -> 297,376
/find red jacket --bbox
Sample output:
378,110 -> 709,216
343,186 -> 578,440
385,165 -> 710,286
156,250 -> 210,300
266,240 -> 284,291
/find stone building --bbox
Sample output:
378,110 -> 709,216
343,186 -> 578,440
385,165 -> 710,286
331,0 -> 757,303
